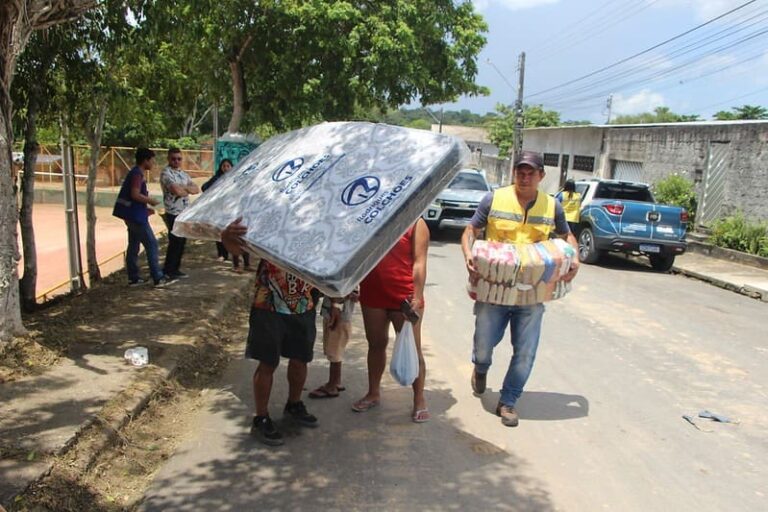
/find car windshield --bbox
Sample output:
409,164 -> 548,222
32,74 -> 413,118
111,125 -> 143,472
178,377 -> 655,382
448,172 -> 489,191
595,183 -> 653,202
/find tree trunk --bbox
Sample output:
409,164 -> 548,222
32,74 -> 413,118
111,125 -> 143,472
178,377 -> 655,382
19,87 -> 40,311
0,85 -> 26,341
85,101 -> 107,282
227,58 -> 246,134
0,0 -> 97,344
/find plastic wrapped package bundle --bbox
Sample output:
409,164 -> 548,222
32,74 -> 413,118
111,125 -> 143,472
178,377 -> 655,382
173,122 -> 469,296
467,239 -> 576,305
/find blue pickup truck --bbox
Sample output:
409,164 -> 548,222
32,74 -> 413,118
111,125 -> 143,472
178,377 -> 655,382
573,179 -> 688,271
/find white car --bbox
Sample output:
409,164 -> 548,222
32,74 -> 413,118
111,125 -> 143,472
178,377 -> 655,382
423,168 -> 491,231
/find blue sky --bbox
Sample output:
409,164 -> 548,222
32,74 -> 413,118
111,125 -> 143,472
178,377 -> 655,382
446,0 -> 768,122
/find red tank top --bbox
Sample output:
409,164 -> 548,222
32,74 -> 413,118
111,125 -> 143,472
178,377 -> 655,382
359,226 -> 415,310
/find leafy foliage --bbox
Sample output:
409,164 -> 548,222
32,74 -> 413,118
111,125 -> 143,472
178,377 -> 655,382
652,174 -> 697,228
611,106 -> 700,124
487,103 -> 560,158
713,104 -> 768,121
709,212 -> 768,257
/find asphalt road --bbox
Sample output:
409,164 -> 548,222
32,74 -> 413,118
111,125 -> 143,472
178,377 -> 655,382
140,231 -> 767,511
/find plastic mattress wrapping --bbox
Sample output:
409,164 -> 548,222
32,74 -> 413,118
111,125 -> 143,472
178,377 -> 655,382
173,121 -> 470,296
468,239 -> 576,306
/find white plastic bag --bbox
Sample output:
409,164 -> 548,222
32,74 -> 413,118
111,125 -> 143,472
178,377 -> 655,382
390,322 -> 419,386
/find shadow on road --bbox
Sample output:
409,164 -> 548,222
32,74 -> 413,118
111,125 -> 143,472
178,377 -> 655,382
479,389 -> 589,422
141,310 -> 558,511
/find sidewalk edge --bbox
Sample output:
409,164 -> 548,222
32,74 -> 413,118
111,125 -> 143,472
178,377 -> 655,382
7,274 -> 255,507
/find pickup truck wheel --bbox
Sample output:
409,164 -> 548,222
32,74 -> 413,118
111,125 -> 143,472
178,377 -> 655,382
578,227 -> 602,264
649,254 -> 675,272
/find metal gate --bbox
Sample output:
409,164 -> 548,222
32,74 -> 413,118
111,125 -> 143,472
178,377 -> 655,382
699,142 -> 730,227
612,160 -> 644,182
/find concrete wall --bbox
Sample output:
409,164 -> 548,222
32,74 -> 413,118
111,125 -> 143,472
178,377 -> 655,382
522,126 -> 604,193
604,123 -> 768,221
522,122 -> 768,222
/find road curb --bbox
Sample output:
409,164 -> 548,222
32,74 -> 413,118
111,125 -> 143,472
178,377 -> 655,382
672,265 -> 768,302
9,273 -> 255,507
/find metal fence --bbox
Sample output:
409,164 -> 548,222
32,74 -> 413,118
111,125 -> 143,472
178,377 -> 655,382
23,145 -> 215,186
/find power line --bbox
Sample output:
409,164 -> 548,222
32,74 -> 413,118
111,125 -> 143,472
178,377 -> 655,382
689,85 -> 768,112
539,22 -> 768,107
533,0 -> 661,65
537,6 -> 768,103
530,0 -> 632,56
527,0 -> 758,99
542,27 -> 768,108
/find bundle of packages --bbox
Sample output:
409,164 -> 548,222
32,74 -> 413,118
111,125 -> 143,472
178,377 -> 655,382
468,239 -> 576,306
173,122 -> 468,296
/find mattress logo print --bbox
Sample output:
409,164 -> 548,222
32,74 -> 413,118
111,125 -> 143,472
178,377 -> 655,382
355,175 -> 414,224
272,153 -> 346,198
272,157 -> 306,182
341,176 -> 380,206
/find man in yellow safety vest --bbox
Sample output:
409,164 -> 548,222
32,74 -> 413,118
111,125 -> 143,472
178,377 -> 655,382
556,178 -> 582,234
461,150 -> 580,427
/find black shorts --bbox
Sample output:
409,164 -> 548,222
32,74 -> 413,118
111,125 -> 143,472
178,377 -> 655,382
245,308 -> 317,367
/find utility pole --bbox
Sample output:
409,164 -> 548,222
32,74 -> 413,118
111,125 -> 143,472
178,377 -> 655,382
513,52 -> 526,169
605,94 -> 613,124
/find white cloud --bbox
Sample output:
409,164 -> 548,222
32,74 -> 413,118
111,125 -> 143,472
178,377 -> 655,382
613,89 -> 666,115
473,0 -> 559,12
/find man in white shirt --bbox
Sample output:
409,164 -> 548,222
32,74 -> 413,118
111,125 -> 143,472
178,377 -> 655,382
160,148 -> 200,279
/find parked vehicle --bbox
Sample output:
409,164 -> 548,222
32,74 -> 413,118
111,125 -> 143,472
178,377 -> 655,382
573,179 -> 688,271
423,168 -> 490,231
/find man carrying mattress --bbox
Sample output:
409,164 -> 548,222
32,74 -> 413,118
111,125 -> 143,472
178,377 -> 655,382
460,150 -> 580,427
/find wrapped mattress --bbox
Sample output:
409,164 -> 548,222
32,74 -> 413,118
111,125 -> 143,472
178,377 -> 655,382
173,121 -> 469,296
468,239 -> 576,306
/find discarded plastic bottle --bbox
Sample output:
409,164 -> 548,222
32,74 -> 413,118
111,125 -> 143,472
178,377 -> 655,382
124,347 -> 149,367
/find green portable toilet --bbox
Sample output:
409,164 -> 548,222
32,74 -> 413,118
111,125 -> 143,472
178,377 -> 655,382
214,133 -> 260,172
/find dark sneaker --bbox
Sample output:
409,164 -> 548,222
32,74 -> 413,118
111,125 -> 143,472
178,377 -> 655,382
128,278 -> 147,287
284,400 -> 318,428
496,402 -> 519,427
170,271 -> 189,279
250,416 -> 284,446
153,276 -> 176,288
471,369 -> 487,394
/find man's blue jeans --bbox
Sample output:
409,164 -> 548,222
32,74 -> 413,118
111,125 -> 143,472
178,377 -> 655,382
472,301 -> 546,407
125,221 -> 163,282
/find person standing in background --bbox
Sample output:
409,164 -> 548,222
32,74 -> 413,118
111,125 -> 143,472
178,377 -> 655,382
112,148 -> 172,288
160,148 -> 200,279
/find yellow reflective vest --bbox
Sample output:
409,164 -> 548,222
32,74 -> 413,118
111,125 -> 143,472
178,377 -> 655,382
560,191 -> 582,223
486,187 -> 556,244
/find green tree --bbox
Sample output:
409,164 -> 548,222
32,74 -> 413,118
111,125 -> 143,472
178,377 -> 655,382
1,1 -> 96,343
487,103 -> 561,158
612,106 -> 699,124
146,0 -> 489,134
714,104 -> 767,120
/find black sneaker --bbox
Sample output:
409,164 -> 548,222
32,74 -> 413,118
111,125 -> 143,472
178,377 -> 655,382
153,275 -> 176,288
250,416 -> 284,446
284,400 -> 318,428
128,278 -> 147,287
471,369 -> 487,395
170,271 -> 189,279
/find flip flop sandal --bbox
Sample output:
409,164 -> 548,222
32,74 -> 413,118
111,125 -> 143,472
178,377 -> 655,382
351,399 -> 380,412
412,409 -> 431,423
308,387 -> 340,399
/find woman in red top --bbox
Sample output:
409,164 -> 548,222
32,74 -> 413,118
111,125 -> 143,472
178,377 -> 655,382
352,218 -> 430,422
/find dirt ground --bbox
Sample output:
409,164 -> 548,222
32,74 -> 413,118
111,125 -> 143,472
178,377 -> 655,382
0,231 -> 175,384
8,290 -> 250,512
